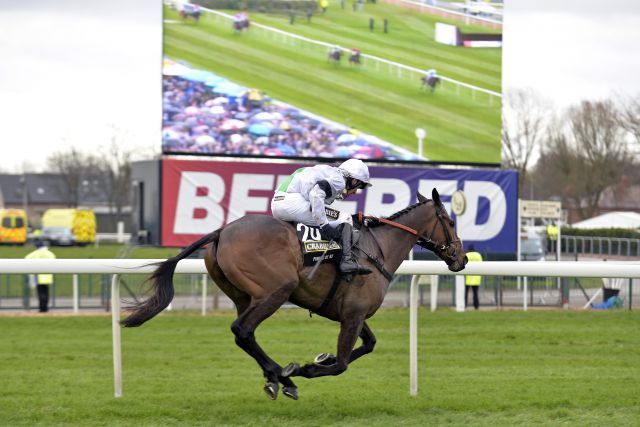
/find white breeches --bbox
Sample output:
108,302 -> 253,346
271,192 -> 351,227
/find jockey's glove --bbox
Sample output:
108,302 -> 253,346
320,223 -> 340,240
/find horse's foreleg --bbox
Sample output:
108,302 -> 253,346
283,316 -> 364,378
230,283 -> 299,399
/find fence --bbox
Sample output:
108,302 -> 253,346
556,235 -> 640,258
193,7 -> 502,105
1,258 -> 638,397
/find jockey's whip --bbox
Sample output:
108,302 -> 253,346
307,239 -> 334,280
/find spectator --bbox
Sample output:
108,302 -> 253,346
25,239 -> 56,313
465,244 -> 483,310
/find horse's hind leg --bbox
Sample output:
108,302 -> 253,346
283,315 -> 365,379
230,281 -> 299,400
315,321 -> 376,366
205,248 -> 298,398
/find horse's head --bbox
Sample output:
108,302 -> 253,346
416,189 -> 467,272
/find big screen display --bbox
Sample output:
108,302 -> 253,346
161,158 -> 518,253
162,2 -> 502,164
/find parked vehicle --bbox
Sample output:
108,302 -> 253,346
41,209 -> 96,246
521,233 -> 546,261
0,209 -> 28,245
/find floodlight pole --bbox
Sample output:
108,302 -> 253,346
415,128 -> 426,159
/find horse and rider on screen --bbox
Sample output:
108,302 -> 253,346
421,69 -> 441,93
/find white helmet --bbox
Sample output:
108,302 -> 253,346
338,159 -> 372,187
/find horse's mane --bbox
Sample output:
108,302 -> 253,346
366,199 -> 431,228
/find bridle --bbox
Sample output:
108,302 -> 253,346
359,204 -> 460,263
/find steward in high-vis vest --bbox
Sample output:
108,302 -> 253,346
25,239 -> 56,312
464,246 -> 483,310
547,224 -> 558,241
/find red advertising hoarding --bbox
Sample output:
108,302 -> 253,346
162,158 -> 518,253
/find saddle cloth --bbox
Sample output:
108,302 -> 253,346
295,223 -> 342,266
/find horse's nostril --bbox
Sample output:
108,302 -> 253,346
464,256 -> 469,265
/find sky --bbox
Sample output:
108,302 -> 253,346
1,0 -> 639,172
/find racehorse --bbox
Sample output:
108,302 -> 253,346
421,75 -> 441,93
179,8 -> 201,22
122,189 -> 466,400
233,18 -> 250,33
328,49 -> 342,65
349,51 -> 361,66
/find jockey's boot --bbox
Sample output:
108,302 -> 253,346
338,223 -> 371,276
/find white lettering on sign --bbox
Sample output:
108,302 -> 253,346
364,178 -> 412,216
418,179 -> 457,214
458,181 -> 506,240
174,171 -> 225,234
419,179 -> 506,241
227,174 -> 275,222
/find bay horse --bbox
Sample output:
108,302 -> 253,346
328,49 -> 342,65
122,189 -> 466,400
421,75 -> 440,93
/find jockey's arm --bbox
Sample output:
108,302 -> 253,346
309,183 -> 331,226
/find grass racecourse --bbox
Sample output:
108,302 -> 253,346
163,2 -> 502,163
2,309 -> 639,425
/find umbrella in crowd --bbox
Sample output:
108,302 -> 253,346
220,119 -> 246,131
213,81 -> 247,97
248,123 -> 272,136
182,69 -> 218,83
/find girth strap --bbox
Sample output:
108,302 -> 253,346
315,271 -> 343,315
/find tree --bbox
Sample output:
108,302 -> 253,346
618,94 -> 640,144
47,146 -> 101,207
96,126 -> 133,229
501,88 -> 550,197
535,100 -> 630,220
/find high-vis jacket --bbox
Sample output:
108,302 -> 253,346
25,247 -> 56,285
465,251 -> 483,286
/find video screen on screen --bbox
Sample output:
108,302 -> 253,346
162,1 -> 502,164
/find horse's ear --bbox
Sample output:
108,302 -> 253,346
417,191 -> 428,203
432,188 -> 442,206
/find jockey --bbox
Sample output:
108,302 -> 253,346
426,69 -> 437,80
271,159 -> 372,275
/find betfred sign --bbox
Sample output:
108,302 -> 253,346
162,158 -> 518,252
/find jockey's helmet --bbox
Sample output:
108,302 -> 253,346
339,159 -> 372,188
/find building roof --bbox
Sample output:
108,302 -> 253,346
0,173 -> 109,206
572,211 -> 640,229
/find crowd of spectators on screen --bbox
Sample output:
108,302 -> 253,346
162,71 -> 415,161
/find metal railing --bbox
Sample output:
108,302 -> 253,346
550,235 -> 640,258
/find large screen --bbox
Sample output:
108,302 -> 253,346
162,1 -> 502,164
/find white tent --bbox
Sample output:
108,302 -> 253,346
572,211 -> 640,229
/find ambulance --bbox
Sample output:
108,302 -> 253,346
41,209 -> 96,246
0,209 -> 28,245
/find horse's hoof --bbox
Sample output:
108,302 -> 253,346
283,386 -> 298,400
263,382 -> 279,400
314,353 -> 336,366
281,363 -> 299,378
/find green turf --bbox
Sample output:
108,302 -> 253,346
163,3 -> 502,164
1,309 -> 638,425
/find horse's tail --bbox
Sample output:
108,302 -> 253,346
121,229 -> 221,327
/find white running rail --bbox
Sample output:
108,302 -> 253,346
3,259 -> 637,398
